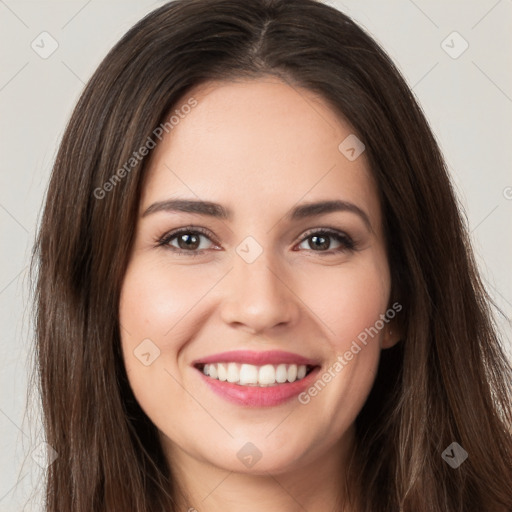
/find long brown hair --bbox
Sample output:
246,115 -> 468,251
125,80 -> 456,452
31,0 -> 512,510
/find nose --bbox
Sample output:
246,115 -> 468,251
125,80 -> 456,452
219,248 -> 301,335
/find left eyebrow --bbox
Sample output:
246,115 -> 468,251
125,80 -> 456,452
286,200 -> 372,231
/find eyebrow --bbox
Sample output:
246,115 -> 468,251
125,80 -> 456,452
142,198 -> 371,230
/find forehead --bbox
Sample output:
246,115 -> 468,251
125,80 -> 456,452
141,78 -> 381,228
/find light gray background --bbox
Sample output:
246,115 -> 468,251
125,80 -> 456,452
1,1 -> 511,510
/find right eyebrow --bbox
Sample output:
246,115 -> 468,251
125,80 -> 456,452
142,199 -> 232,219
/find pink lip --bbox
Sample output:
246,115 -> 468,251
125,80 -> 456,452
197,366 -> 321,407
192,350 -> 322,407
192,350 -> 319,366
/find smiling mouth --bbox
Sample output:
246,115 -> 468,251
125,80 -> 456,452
195,362 -> 317,387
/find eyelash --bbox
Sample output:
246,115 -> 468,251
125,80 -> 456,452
156,225 -> 356,257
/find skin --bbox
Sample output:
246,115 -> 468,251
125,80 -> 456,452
119,77 -> 401,511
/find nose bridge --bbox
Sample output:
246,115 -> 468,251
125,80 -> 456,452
237,245 -> 281,297
219,239 -> 299,332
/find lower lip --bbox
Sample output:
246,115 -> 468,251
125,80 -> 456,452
196,367 -> 321,407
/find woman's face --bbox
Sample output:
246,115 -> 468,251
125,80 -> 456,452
119,78 -> 399,476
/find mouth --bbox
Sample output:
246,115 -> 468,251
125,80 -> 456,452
194,362 -> 317,387
192,350 -> 322,407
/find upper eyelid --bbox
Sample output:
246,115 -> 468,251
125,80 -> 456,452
162,226 -> 218,242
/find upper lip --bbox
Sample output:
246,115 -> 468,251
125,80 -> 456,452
192,350 -> 321,367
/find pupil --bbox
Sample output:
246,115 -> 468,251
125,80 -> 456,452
311,235 -> 329,250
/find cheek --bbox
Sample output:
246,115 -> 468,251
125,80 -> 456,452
293,255 -> 390,415
118,259 -> 207,433
119,257 -> 216,351
118,258 -> 195,397
297,256 -> 391,352
118,255 -> 231,412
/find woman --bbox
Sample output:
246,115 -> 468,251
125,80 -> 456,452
32,0 -> 512,510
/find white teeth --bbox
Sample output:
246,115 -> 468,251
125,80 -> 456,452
217,363 -> 227,381
239,364 -> 258,385
227,362 -> 238,383
275,364 -> 288,383
258,364 -> 275,385
208,364 -> 218,379
201,362 -> 311,386
287,364 -> 297,382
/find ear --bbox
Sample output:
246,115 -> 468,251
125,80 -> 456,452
380,319 -> 403,349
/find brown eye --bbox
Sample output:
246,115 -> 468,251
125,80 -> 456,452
158,227 -> 217,255
297,229 -> 355,253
